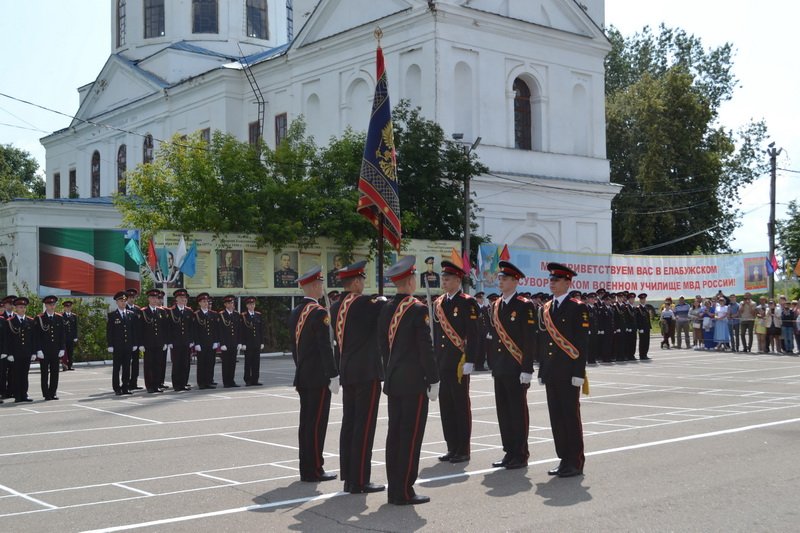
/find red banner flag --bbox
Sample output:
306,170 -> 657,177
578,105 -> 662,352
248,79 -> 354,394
499,244 -> 510,261
147,238 -> 158,271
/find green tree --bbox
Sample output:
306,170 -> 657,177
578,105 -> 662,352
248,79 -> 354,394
0,144 -> 45,201
606,25 -> 768,254
777,200 -> 800,267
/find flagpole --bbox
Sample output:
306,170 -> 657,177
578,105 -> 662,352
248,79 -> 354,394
378,215 -> 385,296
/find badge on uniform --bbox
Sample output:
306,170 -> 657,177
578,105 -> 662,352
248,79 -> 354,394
511,311 -> 517,321
453,308 -> 458,317
323,315 -> 330,326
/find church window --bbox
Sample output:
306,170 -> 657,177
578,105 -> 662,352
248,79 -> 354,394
248,121 -> 261,145
246,0 -> 268,40
143,134 -> 154,163
69,169 -> 77,198
201,128 -> 211,144
91,151 -> 101,198
513,78 -> 532,150
117,145 -> 127,195
117,0 -> 126,47
193,0 -> 219,34
53,172 -> 61,199
274,113 -> 287,146
144,0 -> 165,38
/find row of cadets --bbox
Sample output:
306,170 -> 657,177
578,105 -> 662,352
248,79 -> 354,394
587,289 -> 652,363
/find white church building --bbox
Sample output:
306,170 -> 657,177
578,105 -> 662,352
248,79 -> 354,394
1,0 -> 619,295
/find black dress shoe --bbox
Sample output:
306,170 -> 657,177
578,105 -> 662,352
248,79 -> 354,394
557,466 -> 583,477
449,454 -> 470,464
547,462 -> 564,476
15,398 -> 34,403
504,458 -> 528,470
115,391 -> 123,396
301,472 -> 337,482
389,495 -> 430,505
211,381 -> 218,385
349,483 -> 385,494
51,396 -> 59,400
438,452 -> 454,462
133,386 -> 144,390
45,397 -> 53,401
252,382 -> 263,386
147,389 -> 158,393
160,384 -> 170,390
491,456 -> 511,468
122,390 -> 133,395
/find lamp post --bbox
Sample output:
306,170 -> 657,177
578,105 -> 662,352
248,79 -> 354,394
767,142 -> 782,299
452,133 -> 481,289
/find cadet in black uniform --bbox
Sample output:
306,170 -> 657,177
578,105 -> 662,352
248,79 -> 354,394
241,297 -> 265,386
599,293 -> 615,363
61,300 -> 78,371
636,293 -> 652,360
125,288 -> 144,390
487,261 -> 536,470
168,289 -> 194,392
378,256 -> 440,505
473,292 -> 489,371
289,266 -> 340,483
331,260 -> 387,494
585,293 -> 599,365
140,289 -> 170,393
625,292 -> 639,360
6,297 -> 37,402
218,295 -> 242,388
35,295 -> 65,400
434,260 -> 480,464
107,292 -> 135,396
0,295 -> 16,399
538,263 -> 588,478
192,293 -> 220,389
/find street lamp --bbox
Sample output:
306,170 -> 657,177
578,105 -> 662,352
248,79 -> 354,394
452,133 -> 481,288
766,142 -> 782,298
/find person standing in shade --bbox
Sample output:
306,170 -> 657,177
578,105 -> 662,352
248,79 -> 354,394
241,297 -> 265,386
34,295 -> 65,400
192,293 -> 220,390
434,260 -> 480,464
125,288 -> 144,391
140,289 -> 170,393
6,297 -> 37,402
290,266 -> 340,483
538,263 -> 588,478
636,293 -> 652,360
218,295 -> 243,388
168,289 -> 194,391
61,301 -> 78,371
378,256 -> 440,505
106,292 -> 135,396
332,260 -> 387,494
486,261 -> 536,470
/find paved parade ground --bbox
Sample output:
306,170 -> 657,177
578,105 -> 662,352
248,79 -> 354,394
2,348 -> 800,532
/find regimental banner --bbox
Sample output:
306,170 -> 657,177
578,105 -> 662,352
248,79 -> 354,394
478,244 -> 770,300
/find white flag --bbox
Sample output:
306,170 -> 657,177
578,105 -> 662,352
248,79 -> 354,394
174,236 -> 187,269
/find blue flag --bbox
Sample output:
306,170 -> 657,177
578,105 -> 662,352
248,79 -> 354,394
180,241 -> 198,278
765,257 -> 775,275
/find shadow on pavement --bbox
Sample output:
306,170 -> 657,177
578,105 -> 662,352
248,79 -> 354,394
481,467 -> 533,497
418,460 -> 470,488
535,475 -> 592,506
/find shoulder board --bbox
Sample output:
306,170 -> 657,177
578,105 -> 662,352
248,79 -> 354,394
185,306 -> 193,311
139,306 -> 147,311
54,312 -> 63,317
459,293 -> 473,299
515,295 -> 530,303
570,297 -> 582,304
254,311 -> 261,316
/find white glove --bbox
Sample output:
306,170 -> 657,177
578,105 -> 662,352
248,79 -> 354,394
37,350 -> 44,359
58,350 -> 65,357
132,347 -> 138,352
7,355 -> 13,362
189,343 -> 195,348
221,345 -> 228,352
0,354 -> 6,359
107,347 -> 114,353
140,346 -> 146,353
427,382 -> 440,401
486,333 -> 492,340
236,344 -> 243,351
212,342 -> 220,349
73,338 -> 78,342
168,344 -> 173,349
638,329 -> 644,333
571,376 -> 585,388
241,344 -> 247,350
328,375 -> 340,394
194,345 -> 202,352
462,362 -> 474,375
519,372 -> 532,385
260,344 -> 264,350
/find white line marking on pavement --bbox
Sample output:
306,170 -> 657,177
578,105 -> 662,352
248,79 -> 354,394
78,415 -> 800,532
76,404 -> 163,424
221,434 -> 300,451
0,483 -> 58,510
112,484 -> 154,497
195,473 -> 239,485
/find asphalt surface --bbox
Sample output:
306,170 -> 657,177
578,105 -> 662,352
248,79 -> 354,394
2,346 -> 799,532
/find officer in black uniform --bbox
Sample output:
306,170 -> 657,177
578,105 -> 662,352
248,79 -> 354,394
485,293 -> 500,369
168,288 -> 194,392
486,261 -> 536,470
0,295 -> 17,399
6,297 -> 37,402
636,293 -> 652,360
140,289 -> 170,393
61,300 -> 78,371
378,255 -> 439,505
473,292 -> 489,371
419,256 -> 440,289
125,288 -> 144,391
289,266 -> 340,482
35,295 -> 65,400
192,292 -> 220,389
275,253 -> 299,288
599,293 -> 615,363
241,296 -> 265,386
585,293 -> 599,365
107,292 -> 135,396
434,260 -> 480,464
331,260 -> 387,494
538,263 -> 588,478
218,295 -> 242,388
625,292 -> 639,360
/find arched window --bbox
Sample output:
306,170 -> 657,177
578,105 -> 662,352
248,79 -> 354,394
246,0 -> 268,39
192,0 -> 218,34
117,145 -> 127,195
91,151 -> 101,198
117,0 -> 126,47
143,134 -> 154,163
0,256 -> 7,296
513,78 -> 532,150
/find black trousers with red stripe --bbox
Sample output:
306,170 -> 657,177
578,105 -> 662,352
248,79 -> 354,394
439,372 -> 471,456
545,381 -> 585,471
298,386 -> 332,479
386,392 -> 429,501
339,379 -> 381,487
493,374 -> 530,462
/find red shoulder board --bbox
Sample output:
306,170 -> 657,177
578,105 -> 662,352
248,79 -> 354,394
516,295 -> 530,303
570,297 -> 582,304
185,306 -> 193,311
54,312 -> 63,317
459,293 -> 473,299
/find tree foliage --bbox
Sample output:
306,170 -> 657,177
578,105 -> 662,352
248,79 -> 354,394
606,25 -> 768,254
777,200 -> 800,266
0,144 -> 45,201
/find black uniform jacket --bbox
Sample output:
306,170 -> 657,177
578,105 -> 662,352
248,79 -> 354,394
433,291 -> 480,374
289,298 -> 337,389
538,297 -> 589,383
241,311 -> 264,348
331,292 -> 386,386
5,314 -> 37,357
487,294 -> 536,376
193,309 -> 220,346
35,313 -> 65,355
218,310 -> 242,350
377,294 -> 439,396
140,306 -> 170,347
106,309 -> 135,351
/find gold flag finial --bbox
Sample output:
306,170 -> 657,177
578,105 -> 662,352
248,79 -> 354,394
374,26 -> 383,44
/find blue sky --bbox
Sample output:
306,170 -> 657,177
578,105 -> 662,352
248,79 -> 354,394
0,0 -> 796,254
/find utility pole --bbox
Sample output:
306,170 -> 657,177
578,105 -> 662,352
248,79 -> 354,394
767,142 -> 782,299
452,134 -> 481,290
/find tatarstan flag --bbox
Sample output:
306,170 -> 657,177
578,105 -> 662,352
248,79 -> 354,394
94,230 -> 127,295
39,228 -> 96,295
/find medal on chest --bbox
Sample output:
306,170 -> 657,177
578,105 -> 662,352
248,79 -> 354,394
511,311 -> 517,322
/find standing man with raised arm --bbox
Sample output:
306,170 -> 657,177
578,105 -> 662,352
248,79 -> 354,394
289,266 -> 340,483
538,263 -> 588,478
434,260 -> 480,464
331,260 -> 387,494
378,256 -> 440,505
487,261 -> 536,470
